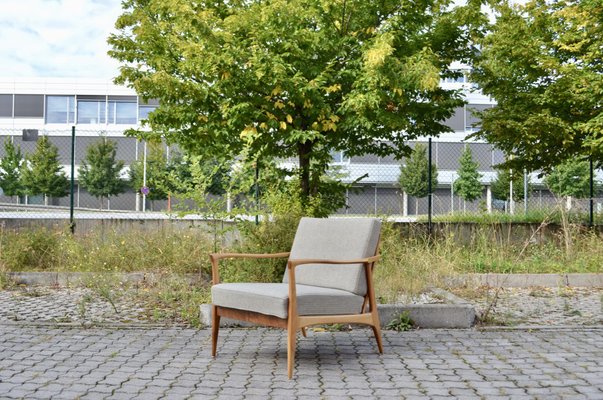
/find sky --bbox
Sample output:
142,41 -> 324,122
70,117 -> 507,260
0,0 -> 123,79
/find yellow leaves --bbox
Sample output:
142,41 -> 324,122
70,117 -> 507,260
325,84 -> 341,93
286,114 -> 293,123
316,114 -> 339,132
393,88 -> 403,96
220,71 -> 231,80
304,99 -> 313,109
271,86 -> 282,96
279,121 -> 287,130
259,122 -> 268,130
365,32 -> 394,69
274,101 -> 285,109
240,126 -> 257,142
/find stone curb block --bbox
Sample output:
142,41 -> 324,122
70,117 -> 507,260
200,295 -> 476,330
451,273 -> 603,288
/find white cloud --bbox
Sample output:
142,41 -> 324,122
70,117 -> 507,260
0,0 -> 123,78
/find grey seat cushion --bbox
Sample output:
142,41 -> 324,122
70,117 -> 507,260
284,217 -> 381,296
212,283 -> 365,319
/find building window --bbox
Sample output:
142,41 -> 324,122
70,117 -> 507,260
138,98 -> 159,121
0,94 -> 12,117
77,96 -> 106,124
14,95 -> 44,118
46,96 -> 75,123
331,150 -> 350,164
108,96 -> 137,124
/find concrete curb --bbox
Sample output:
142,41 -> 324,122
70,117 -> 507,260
4,271 -> 207,286
451,273 -> 603,288
7,272 -> 602,288
200,288 -> 476,329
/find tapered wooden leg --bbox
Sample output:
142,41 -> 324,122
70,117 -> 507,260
211,305 -> 220,357
301,327 -> 307,337
371,316 -> 383,354
287,323 -> 297,379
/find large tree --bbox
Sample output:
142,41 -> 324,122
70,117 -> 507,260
453,147 -> 482,211
471,0 -> 603,172
21,136 -> 69,205
78,138 -> 127,209
399,143 -> 438,213
108,0 -> 484,205
0,140 -> 25,202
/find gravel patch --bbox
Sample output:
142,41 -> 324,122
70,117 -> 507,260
455,286 -> 603,326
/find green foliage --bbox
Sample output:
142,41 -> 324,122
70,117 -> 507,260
78,138 -> 127,208
471,0 -> 603,171
0,140 -> 25,199
0,227 -> 63,271
109,0 -> 484,201
544,159 -> 593,199
386,311 -> 414,331
0,226 -> 213,274
399,144 -> 438,199
453,147 -> 482,203
491,168 -> 528,202
21,136 -> 69,201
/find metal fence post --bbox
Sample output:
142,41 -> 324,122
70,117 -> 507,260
590,157 -> 594,227
69,126 -> 76,234
428,138 -> 433,236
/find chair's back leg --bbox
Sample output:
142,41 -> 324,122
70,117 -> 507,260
211,305 -> 221,357
372,324 -> 384,354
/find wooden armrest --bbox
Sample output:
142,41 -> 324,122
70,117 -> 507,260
209,252 -> 290,284
210,252 -> 290,260
288,255 -> 380,269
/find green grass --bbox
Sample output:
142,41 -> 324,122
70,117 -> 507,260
425,209 -> 603,224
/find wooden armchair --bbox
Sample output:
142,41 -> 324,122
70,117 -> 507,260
209,217 -> 383,379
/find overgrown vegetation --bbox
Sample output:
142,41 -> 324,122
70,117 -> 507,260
1,210 -> 602,327
428,209 -> 603,225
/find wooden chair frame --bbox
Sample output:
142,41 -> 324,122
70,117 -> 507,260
209,249 -> 383,379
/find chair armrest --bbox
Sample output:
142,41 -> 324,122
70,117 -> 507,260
210,252 -> 291,260
209,252 -> 290,284
287,255 -> 380,269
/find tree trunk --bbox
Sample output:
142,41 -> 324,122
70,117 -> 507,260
44,194 -> 48,206
298,141 -> 313,200
415,198 -> 418,215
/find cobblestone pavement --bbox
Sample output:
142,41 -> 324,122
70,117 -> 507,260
0,325 -> 602,399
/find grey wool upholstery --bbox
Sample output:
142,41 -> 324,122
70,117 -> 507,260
211,217 -> 381,318
211,283 -> 365,318
283,217 -> 381,296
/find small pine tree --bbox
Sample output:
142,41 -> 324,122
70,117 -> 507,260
491,168 -> 527,202
544,159 -> 592,209
129,142 -> 170,209
453,147 -> 482,211
399,144 -> 438,214
21,136 -> 69,205
0,139 -> 25,202
79,138 -> 126,209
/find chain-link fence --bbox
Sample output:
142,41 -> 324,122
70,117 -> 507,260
1,128 -> 602,228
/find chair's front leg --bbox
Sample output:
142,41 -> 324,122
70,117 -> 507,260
211,305 -> 221,357
287,262 -> 299,379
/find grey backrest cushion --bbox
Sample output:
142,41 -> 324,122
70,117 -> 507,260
283,217 -> 381,296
